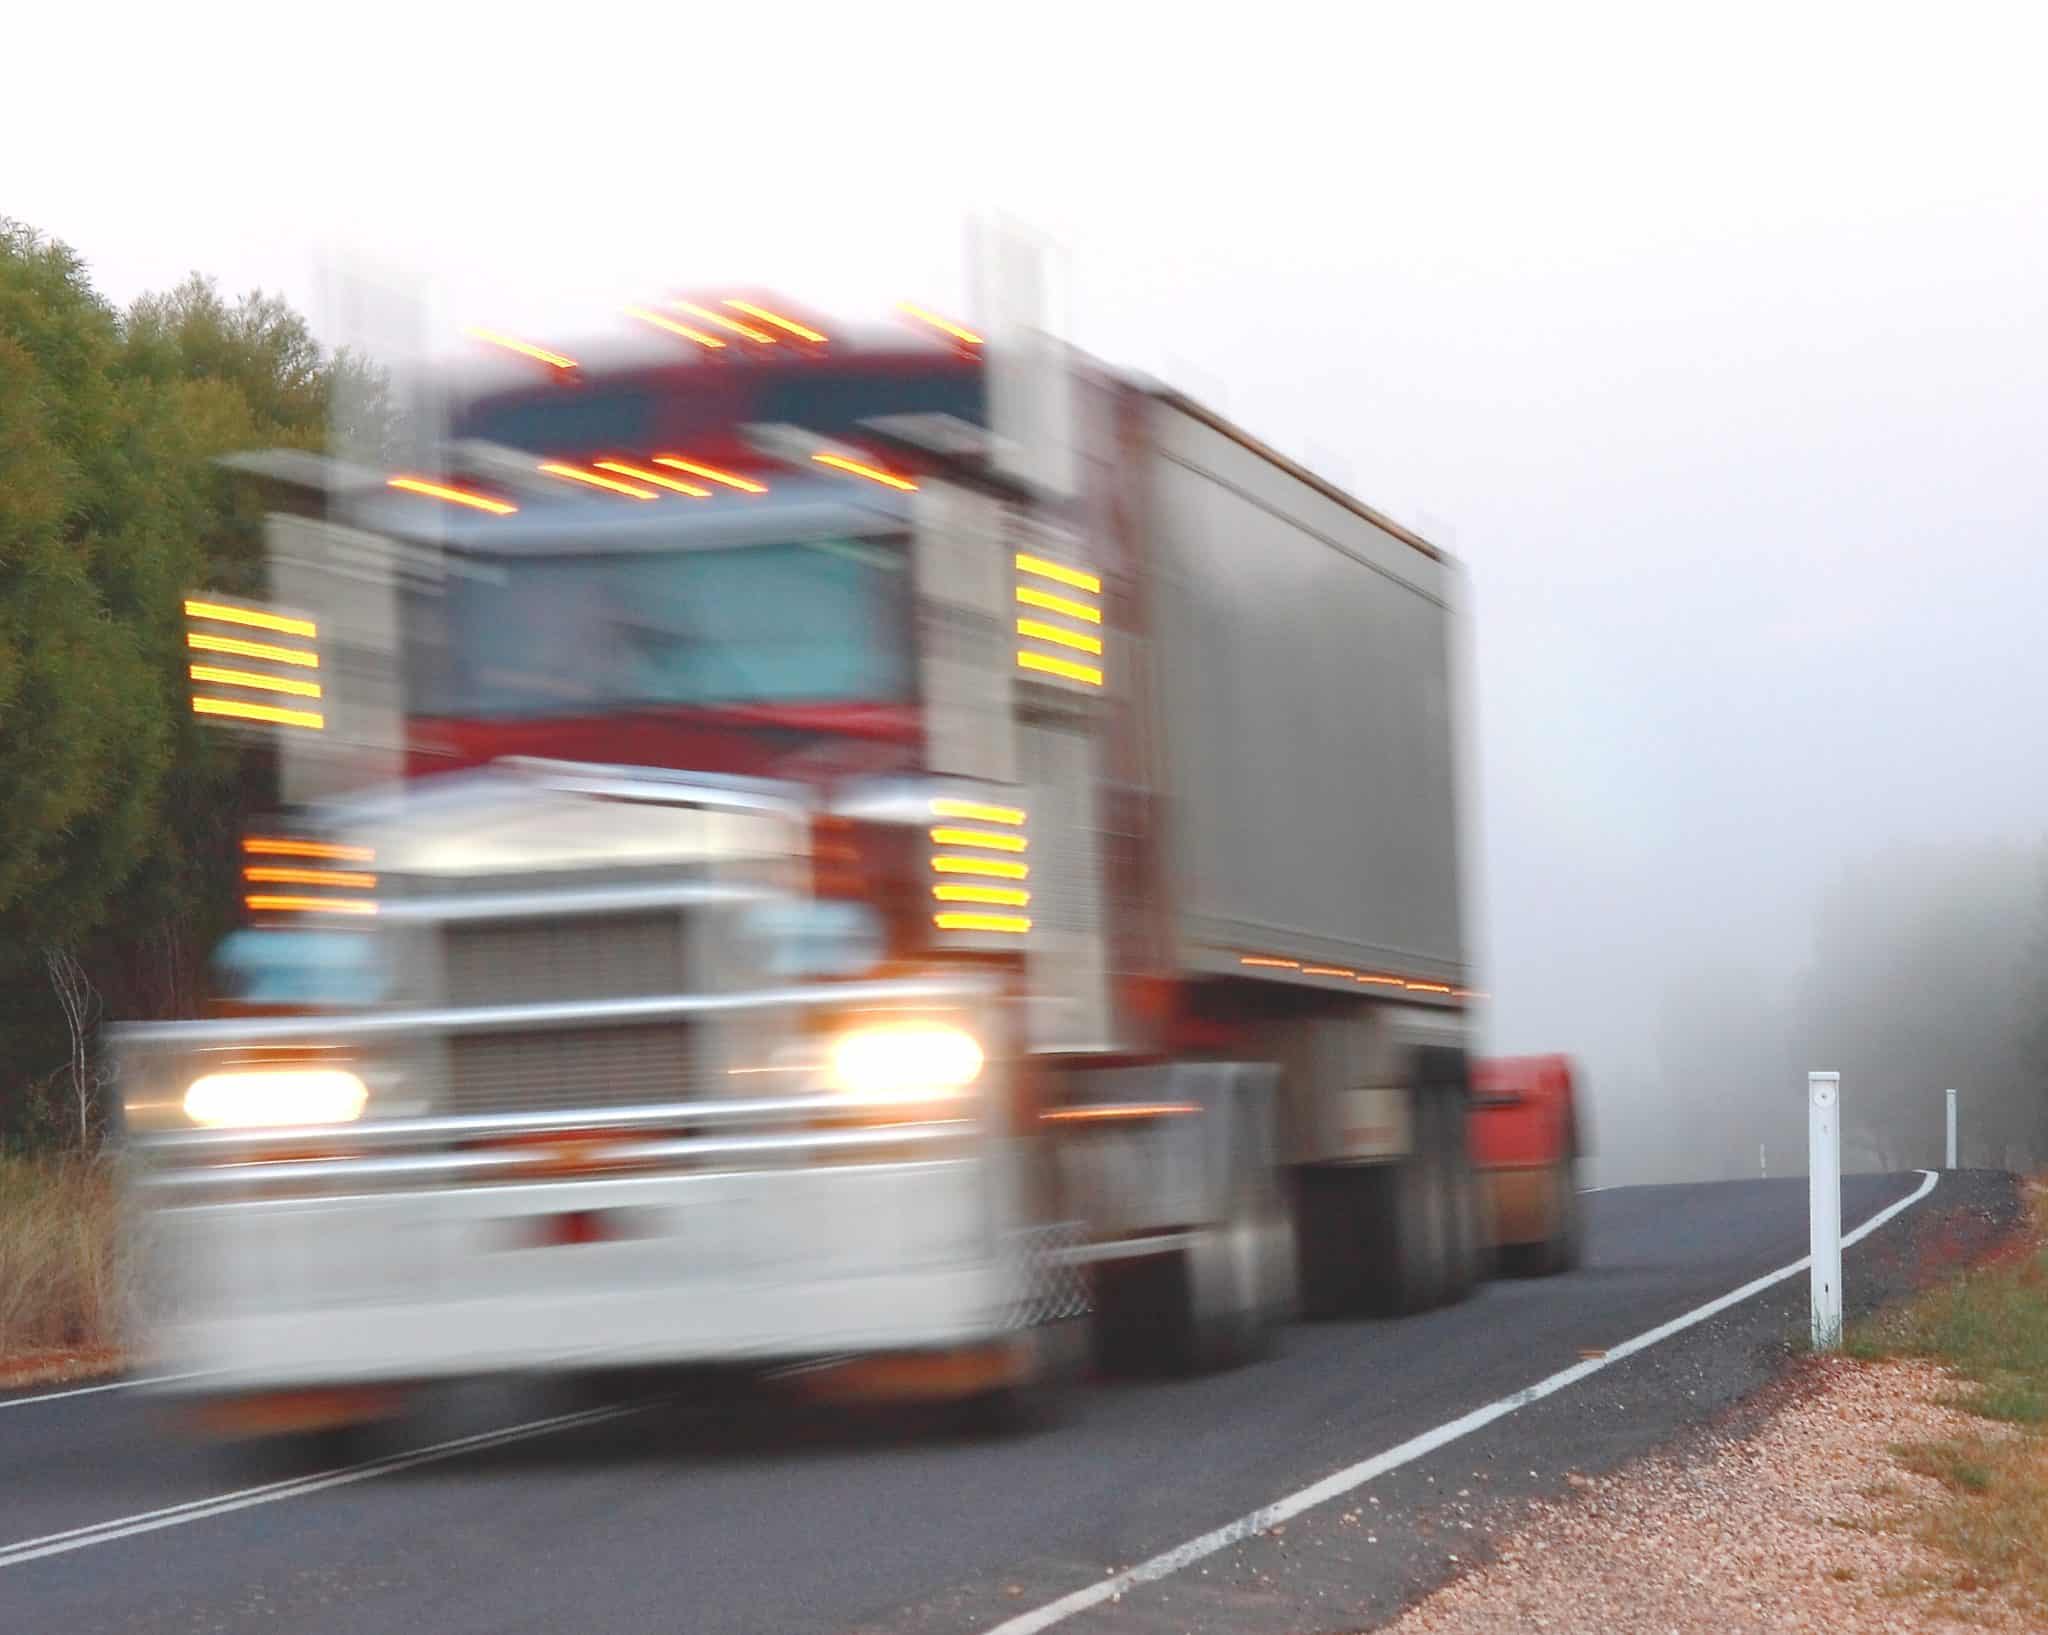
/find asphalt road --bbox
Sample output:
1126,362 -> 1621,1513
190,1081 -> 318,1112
1,1171 -> 1999,1635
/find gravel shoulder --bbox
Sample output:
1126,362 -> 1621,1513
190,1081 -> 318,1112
1373,1168 -> 2028,1635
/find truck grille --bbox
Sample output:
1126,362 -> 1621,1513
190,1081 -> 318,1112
445,1024 -> 698,1116
442,913 -> 685,1008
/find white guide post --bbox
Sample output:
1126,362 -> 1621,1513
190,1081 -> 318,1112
1809,1072 -> 1843,1350
1945,1088 -> 1958,1170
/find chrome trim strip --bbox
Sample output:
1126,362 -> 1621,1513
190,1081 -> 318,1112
113,976 -> 993,1050
138,1120 -> 973,1192
378,881 -> 773,924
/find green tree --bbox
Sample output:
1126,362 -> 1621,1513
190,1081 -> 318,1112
1,230 -> 401,1144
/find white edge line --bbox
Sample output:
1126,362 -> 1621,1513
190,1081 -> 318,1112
0,1400 -> 638,1569
0,1372 -> 211,1411
982,1168 -> 1941,1635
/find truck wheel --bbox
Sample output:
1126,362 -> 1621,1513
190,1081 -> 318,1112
1362,1087 -> 1453,1315
1438,1087 -> 1483,1301
1097,1181 -> 1286,1375
1293,1166 -> 1368,1318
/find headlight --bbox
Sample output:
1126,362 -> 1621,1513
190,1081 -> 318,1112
182,1068 -> 369,1128
825,1023 -> 984,1103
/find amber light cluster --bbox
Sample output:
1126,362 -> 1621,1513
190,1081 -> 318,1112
1013,553 -> 1103,688
184,598 -> 325,732
928,799 -> 1030,936
242,836 -> 378,919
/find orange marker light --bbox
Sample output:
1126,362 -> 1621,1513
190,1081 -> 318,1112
244,894 -> 378,916
387,476 -> 519,515
627,307 -> 726,348
194,698 -> 325,730
1302,965 -> 1355,978
244,838 -> 375,862
243,866 -> 379,889
674,301 -> 776,343
1239,956 -> 1301,969
539,463 -> 658,499
723,300 -> 826,343
813,452 -> 917,492
898,303 -> 983,346
463,328 -> 577,370
653,456 -> 768,494
189,665 -> 324,700
594,460 -> 711,497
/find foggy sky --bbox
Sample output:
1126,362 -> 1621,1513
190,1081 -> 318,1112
12,4 -> 2046,1180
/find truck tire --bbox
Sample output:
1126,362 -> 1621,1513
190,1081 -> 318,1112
1293,1165 -> 1369,1318
1096,1178 -> 1288,1375
1361,1088 -> 1453,1315
1438,1084 -> 1483,1302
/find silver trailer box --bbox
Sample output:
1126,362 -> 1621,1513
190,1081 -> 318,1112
1135,393 -> 1466,990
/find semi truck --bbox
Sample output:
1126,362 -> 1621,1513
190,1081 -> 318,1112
113,290 -> 1580,1439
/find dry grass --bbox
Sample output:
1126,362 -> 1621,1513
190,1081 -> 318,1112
0,1153 -> 125,1380
1848,1178 -> 2048,1620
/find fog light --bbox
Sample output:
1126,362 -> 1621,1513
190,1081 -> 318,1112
183,1068 -> 369,1128
825,1023 -> 983,1104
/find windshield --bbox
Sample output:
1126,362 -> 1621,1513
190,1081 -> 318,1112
409,535 -> 914,719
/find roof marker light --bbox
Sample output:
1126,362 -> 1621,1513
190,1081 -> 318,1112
674,300 -> 776,343
898,303 -> 983,346
463,328 -> 577,370
594,460 -> 711,497
538,463 -> 658,499
723,299 -> 826,343
387,476 -> 519,515
812,452 -> 918,492
626,307 -> 727,348
653,456 -> 767,494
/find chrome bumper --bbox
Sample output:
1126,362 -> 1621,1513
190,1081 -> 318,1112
135,1155 -> 1058,1389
